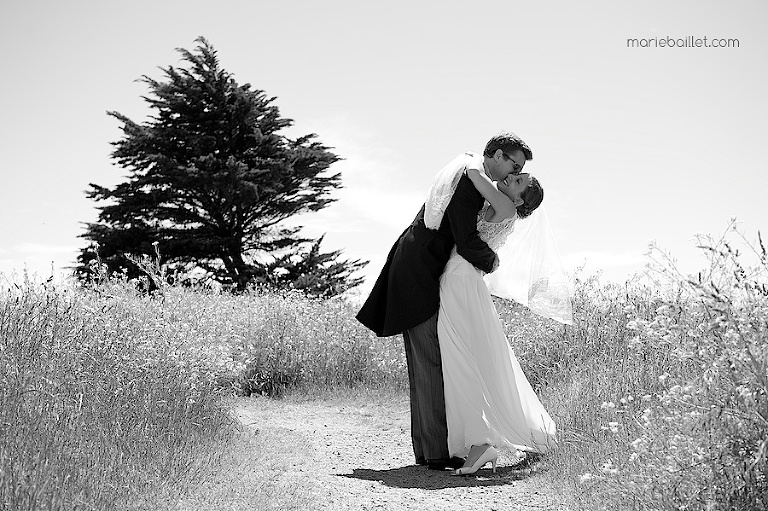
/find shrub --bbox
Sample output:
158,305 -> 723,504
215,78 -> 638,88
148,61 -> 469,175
234,290 -> 406,396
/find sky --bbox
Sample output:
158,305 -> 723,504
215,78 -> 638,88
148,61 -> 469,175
1,0 -> 766,297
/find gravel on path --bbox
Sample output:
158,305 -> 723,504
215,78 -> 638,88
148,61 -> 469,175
230,395 -> 570,511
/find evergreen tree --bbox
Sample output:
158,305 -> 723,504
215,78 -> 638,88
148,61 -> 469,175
265,235 -> 364,297
78,37 -> 366,294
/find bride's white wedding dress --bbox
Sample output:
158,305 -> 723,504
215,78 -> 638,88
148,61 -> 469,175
438,203 -> 557,457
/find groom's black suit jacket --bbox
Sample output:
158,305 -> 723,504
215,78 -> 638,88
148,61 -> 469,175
356,173 -> 497,337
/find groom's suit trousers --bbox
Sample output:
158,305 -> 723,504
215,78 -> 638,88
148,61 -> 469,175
402,312 -> 449,462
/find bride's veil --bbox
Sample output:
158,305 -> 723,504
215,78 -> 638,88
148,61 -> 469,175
424,152 -> 478,230
484,207 -> 574,325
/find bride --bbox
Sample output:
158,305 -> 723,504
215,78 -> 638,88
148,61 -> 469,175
432,159 -> 569,476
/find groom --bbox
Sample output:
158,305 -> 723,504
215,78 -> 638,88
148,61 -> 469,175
356,131 -> 532,470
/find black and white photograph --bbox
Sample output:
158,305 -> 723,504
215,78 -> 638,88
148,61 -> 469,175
1,1 -> 766,510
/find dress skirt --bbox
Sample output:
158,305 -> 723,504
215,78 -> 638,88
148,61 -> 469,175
438,251 -> 557,457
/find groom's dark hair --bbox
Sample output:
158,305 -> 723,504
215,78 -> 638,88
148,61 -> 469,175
517,176 -> 543,219
483,131 -> 533,161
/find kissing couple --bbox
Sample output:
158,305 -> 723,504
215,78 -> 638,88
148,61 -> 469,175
356,131 -> 572,475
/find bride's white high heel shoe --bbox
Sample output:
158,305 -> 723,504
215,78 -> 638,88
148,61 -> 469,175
452,446 -> 498,476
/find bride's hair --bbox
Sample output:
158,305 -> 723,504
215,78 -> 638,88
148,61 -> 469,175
483,131 -> 533,161
517,176 -> 543,218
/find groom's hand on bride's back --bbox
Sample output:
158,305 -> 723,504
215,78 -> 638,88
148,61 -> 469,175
490,254 -> 500,273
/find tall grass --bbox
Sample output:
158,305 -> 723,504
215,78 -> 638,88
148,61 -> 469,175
0,268 -> 403,509
4,221 -> 764,510
524,222 -> 768,511
229,290 -> 406,396
0,275 -> 234,510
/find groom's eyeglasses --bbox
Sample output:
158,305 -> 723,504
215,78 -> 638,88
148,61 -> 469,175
501,153 -> 523,174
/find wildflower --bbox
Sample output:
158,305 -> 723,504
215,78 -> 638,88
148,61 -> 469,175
601,401 -> 616,410
642,408 -> 652,422
658,373 -> 669,383
601,460 -> 618,475
579,473 -> 593,483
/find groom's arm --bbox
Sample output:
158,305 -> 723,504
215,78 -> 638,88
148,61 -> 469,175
444,174 -> 498,274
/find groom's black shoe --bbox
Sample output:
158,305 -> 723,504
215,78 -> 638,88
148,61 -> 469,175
426,457 -> 465,470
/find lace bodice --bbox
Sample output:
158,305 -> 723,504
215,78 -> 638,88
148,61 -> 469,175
477,203 -> 516,251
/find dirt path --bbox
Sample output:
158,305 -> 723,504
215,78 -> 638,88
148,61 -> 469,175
230,394 -> 569,511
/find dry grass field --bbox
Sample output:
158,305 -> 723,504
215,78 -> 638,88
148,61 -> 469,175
2,223 -> 766,510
